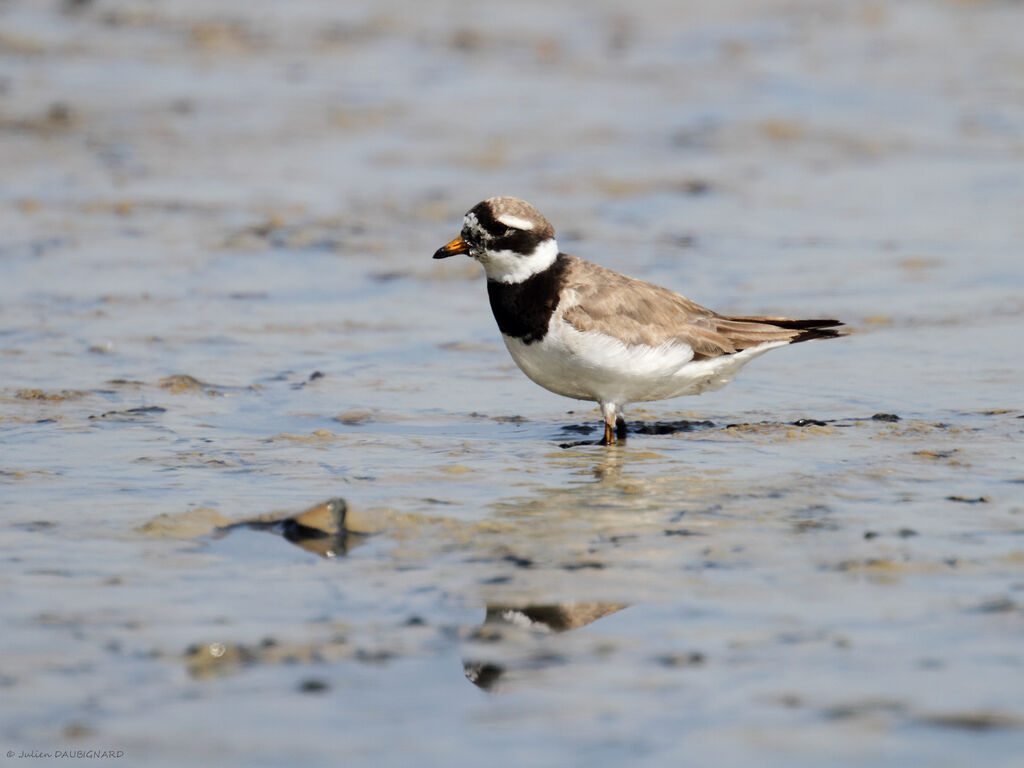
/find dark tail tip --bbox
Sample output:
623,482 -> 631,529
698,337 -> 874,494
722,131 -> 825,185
781,319 -> 846,344
792,327 -> 845,343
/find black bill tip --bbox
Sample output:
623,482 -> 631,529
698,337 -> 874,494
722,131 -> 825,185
433,235 -> 468,259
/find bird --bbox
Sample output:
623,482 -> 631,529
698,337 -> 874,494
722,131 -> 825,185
433,197 -> 844,445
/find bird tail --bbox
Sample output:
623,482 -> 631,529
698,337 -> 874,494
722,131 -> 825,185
732,316 -> 845,343
715,316 -> 846,347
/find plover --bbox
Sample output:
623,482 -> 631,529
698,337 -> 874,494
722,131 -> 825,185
434,197 -> 844,444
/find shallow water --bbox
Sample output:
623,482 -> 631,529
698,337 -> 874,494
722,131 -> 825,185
2,0 -> 1023,765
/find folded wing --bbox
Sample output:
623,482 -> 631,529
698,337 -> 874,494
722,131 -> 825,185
560,256 -> 844,360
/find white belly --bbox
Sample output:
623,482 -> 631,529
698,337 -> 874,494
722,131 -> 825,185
502,318 -> 786,407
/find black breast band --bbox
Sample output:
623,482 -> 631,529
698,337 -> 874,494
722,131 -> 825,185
486,254 -> 570,344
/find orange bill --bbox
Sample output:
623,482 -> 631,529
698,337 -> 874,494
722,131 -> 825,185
433,235 -> 469,259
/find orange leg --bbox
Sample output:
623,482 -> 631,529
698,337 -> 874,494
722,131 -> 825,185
600,403 -> 619,445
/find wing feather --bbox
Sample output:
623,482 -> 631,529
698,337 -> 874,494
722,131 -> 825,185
559,256 -> 844,359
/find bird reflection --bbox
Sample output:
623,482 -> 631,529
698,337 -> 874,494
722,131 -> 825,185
464,602 -> 627,691
206,497 -> 633,693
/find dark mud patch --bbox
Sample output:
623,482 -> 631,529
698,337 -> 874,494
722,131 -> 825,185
653,651 -> 707,668
917,711 -> 1024,732
158,375 -> 254,395
811,698 -> 1024,733
557,417 -> 717,447
630,419 -> 716,435
289,370 -> 326,390
872,413 -> 901,422
551,412 -> 933,448
89,406 -> 166,422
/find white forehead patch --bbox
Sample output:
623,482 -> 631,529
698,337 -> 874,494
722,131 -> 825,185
495,213 -> 535,231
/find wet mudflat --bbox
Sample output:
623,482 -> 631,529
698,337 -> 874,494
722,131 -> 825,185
2,1 -> 1023,766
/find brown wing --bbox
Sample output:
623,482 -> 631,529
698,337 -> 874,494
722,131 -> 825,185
560,256 -> 844,360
